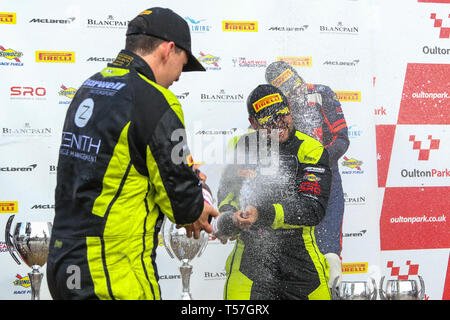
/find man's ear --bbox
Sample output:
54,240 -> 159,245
159,41 -> 175,62
249,118 -> 258,130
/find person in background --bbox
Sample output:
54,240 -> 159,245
265,61 -> 350,291
47,7 -> 218,300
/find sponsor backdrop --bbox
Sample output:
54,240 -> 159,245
0,0 -> 448,300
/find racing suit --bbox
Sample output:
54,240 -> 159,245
47,50 -> 204,300
217,129 -> 332,300
289,84 -> 349,257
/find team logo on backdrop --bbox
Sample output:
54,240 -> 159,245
29,17 -> 75,24
87,15 -> 128,29
0,201 -> 18,213
36,51 -> 75,63
277,56 -> 312,67
429,13 -> 450,39
409,134 -> 440,160
59,85 -> 77,104
232,57 -> 267,68
341,156 -> 364,174
13,274 -> 31,288
0,164 -> 37,172
200,89 -> 244,103
175,92 -> 190,100
2,123 -> 52,137
386,260 -> 420,280
197,52 -> 221,70
31,204 -> 55,209
335,91 -> 361,102
0,13 -> 16,24
0,241 -> 7,253
10,86 -> 47,100
347,125 -> 362,140
87,56 -> 115,63
0,46 -> 23,66
319,21 -> 359,35
344,192 -> 367,205
342,262 -> 368,274
222,21 -> 258,32
323,59 -> 359,67
268,25 -> 308,32
185,17 -> 211,33
203,270 -> 227,281
342,229 -> 367,238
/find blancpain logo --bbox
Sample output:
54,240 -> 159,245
320,21 -> 359,35
87,15 -> 128,29
200,89 -> 244,103
2,123 -> 51,137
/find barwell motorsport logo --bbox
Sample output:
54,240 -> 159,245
36,51 -> 75,63
0,13 -> 16,24
0,46 -> 23,66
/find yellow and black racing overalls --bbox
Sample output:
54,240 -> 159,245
218,130 -> 332,300
47,50 -> 203,300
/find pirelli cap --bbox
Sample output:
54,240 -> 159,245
126,7 -> 205,72
265,61 -> 306,96
247,84 -> 291,126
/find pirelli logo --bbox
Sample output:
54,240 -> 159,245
277,56 -> 312,67
223,21 -> 258,32
335,91 -> 361,102
342,262 -> 368,274
0,201 -> 18,213
271,69 -> 293,87
0,13 -> 16,24
35,51 -> 75,63
253,93 -> 282,113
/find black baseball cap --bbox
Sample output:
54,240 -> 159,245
126,7 -> 205,72
247,84 -> 291,126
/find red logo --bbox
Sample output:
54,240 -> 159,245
10,86 -> 46,97
409,135 -> 440,160
429,13 -> 450,38
387,260 -> 419,280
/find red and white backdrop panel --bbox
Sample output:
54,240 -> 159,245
0,0 -> 448,300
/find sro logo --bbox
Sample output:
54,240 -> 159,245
10,86 -> 46,97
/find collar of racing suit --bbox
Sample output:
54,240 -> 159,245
108,49 -> 156,82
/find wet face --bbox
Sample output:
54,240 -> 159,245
251,111 -> 294,143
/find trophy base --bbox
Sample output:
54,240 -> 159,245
181,292 -> 193,300
28,267 -> 43,300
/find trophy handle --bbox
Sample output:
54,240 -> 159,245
196,231 -> 209,258
370,277 -> 378,300
331,276 -> 340,300
161,218 -> 175,259
418,276 -> 425,300
379,276 -> 387,300
5,215 -> 21,265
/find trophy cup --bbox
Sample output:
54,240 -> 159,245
379,276 -> 425,300
161,217 -> 209,300
5,215 -> 52,300
331,277 -> 377,300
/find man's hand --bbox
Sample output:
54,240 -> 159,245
233,206 -> 258,230
182,201 -> 219,239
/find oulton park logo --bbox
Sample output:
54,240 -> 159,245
409,135 -> 440,160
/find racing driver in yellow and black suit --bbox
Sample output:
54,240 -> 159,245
217,84 -> 332,300
46,7 -> 218,300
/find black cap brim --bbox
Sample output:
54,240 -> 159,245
183,51 -> 205,72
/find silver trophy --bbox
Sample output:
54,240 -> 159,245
379,276 -> 425,300
5,215 -> 52,300
161,217 -> 209,300
332,277 -> 377,300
